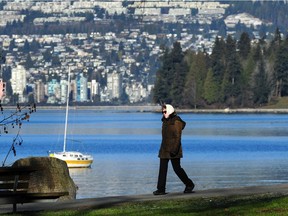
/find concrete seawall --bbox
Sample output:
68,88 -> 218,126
179,108 -> 288,113
6,104 -> 287,113
33,106 -> 288,113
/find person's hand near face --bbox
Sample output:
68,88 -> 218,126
162,109 -> 169,119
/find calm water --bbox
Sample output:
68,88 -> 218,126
1,109 -> 288,199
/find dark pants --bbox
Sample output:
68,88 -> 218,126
156,158 -> 194,191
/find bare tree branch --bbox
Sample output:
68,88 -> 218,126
1,102 -> 36,167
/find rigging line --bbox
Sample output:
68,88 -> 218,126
63,67 -> 71,152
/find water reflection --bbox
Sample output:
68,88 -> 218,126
69,156 -> 159,198
68,145 -> 288,198
68,156 -> 288,199
188,159 -> 288,190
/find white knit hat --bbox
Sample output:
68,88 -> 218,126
165,104 -> 175,116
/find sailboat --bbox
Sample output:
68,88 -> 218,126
49,69 -> 93,168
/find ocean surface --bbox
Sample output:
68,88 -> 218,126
1,109 -> 288,199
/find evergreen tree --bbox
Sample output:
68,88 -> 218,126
210,37 -> 225,83
253,43 -> 262,62
266,28 -> 282,58
222,35 -> 243,106
153,42 -> 188,106
30,39 -> 41,52
42,49 -> 52,62
207,36 -> 226,104
183,51 -> 208,108
273,38 -> 288,97
22,39 -> 30,53
272,27 -> 282,46
241,52 -> 256,107
183,61 -> 196,107
23,53 -> 34,70
253,57 -> 270,104
238,32 -> 251,59
170,42 -> 187,106
153,48 -> 171,103
204,69 -> 219,104
171,62 -> 187,106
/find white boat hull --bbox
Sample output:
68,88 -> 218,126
49,151 -> 93,168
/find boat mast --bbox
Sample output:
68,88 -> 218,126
63,68 -> 71,152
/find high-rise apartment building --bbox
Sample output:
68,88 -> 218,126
47,78 -> 60,104
60,79 -> 69,104
34,79 -> 45,103
76,73 -> 88,102
89,79 -> 100,102
11,65 -> 27,103
107,72 -> 122,100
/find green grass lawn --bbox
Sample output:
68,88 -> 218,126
5,195 -> 288,216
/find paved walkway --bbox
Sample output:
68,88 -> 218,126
1,184 -> 288,214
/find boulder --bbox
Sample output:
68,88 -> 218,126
12,157 -> 77,200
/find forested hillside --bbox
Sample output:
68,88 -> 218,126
153,28 -> 288,109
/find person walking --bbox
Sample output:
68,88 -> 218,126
153,104 -> 195,195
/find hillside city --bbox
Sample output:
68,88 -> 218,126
0,0 -> 283,105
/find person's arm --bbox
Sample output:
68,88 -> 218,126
170,120 -> 182,157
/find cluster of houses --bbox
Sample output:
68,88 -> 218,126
0,0 -> 230,26
1,31 -> 157,104
0,0 -> 271,105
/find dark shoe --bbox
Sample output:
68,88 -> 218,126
153,190 -> 166,195
184,184 -> 195,193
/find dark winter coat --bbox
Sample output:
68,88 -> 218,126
158,112 -> 186,159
